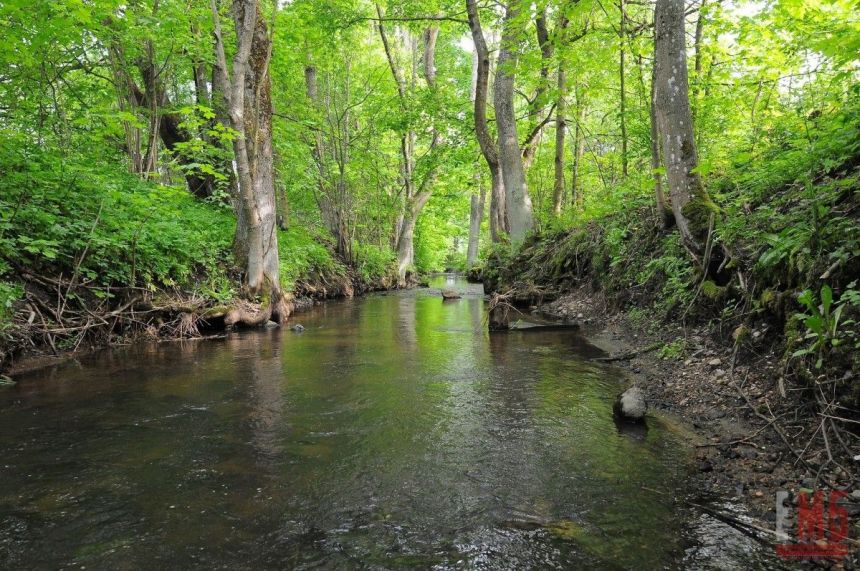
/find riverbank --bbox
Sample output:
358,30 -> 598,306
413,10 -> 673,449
487,227 -> 859,564
540,287 -> 831,513
0,263 -> 399,377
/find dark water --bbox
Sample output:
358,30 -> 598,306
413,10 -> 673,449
0,276 -> 783,569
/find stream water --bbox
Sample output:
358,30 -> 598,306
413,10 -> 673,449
0,275 -> 788,569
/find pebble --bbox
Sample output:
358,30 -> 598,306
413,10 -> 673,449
707,358 -> 722,367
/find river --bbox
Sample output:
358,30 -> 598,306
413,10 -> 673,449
0,275 -> 786,569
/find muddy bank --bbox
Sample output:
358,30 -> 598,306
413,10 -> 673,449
536,286 -> 859,565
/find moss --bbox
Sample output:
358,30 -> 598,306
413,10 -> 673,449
681,193 -> 721,241
701,280 -> 725,300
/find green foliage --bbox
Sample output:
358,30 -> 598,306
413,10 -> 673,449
0,141 -> 234,291
792,283 -> 859,370
353,243 -> 397,283
0,282 -> 23,322
658,339 -> 686,360
278,227 -> 348,290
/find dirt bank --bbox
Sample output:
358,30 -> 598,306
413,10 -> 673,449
1,269 -> 397,377
538,286 -> 859,567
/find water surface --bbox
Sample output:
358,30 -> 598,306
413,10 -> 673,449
0,276 -> 781,569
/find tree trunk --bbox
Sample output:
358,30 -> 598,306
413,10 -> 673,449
691,0 -> 708,129
653,0 -> 714,260
304,63 -> 349,259
377,7 -> 440,285
466,175 -> 486,267
494,2 -> 533,245
211,0 -> 290,326
571,90 -> 586,208
466,0 -> 508,242
521,8 -> 554,171
650,60 -> 673,228
619,0 -> 629,178
552,64 -> 567,216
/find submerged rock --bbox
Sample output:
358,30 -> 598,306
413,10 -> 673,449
290,324 -> 305,332
613,386 -> 647,422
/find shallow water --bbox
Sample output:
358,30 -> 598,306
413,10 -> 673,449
0,275 -> 785,569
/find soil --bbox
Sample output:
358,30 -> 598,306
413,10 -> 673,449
537,285 -> 859,567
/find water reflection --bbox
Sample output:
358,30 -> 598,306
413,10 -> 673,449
0,276 -> 781,569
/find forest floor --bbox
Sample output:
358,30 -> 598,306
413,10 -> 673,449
537,286 -> 859,566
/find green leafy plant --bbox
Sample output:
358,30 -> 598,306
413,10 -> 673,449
792,283 -> 858,368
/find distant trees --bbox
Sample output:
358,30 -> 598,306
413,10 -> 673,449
6,0 -> 853,290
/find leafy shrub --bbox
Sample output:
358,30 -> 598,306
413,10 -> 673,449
353,243 -> 396,283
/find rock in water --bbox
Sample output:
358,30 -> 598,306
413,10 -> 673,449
441,289 -> 461,300
613,386 -> 647,422
290,324 -> 305,332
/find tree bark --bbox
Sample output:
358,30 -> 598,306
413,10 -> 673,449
466,175 -> 486,267
653,0 -> 714,260
691,0 -> 708,129
521,8 -> 554,170
650,59 -> 673,228
571,88 -> 586,208
211,0 -> 290,325
619,0 -> 629,177
466,0 -> 507,243
494,2 -> 534,244
552,41 -> 568,216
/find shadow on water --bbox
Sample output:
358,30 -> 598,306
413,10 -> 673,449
0,275 -> 789,569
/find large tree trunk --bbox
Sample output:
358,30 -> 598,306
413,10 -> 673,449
653,0 -> 714,260
211,0 -> 290,326
466,175 -> 486,267
466,0 -> 508,243
494,2 -> 534,244
650,60 -> 674,228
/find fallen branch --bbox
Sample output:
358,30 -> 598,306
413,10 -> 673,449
594,342 -> 662,363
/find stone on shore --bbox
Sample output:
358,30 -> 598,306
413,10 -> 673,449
613,386 -> 647,422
